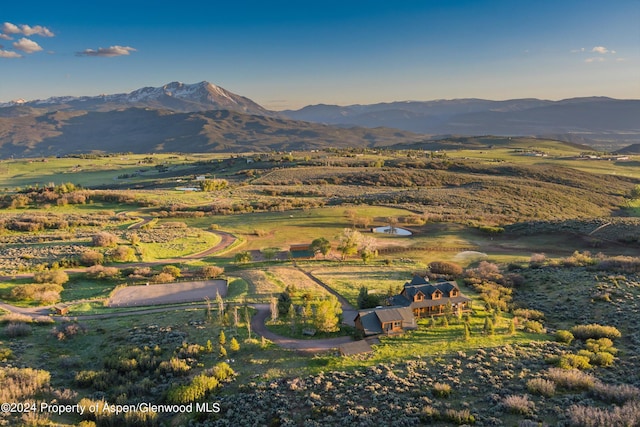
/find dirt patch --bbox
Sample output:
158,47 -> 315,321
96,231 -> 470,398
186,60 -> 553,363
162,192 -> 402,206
108,280 -> 227,308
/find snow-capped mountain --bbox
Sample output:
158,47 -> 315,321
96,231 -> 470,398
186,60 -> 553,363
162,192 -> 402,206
1,81 -> 274,116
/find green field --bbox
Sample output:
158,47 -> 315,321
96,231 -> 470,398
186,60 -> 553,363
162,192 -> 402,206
0,142 -> 639,426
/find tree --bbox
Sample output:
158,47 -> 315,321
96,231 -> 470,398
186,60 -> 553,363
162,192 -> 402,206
359,235 -> 377,263
484,317 -> 495,336
261,248 -> 278,261
288,304 -> 297,333
310,237 -> 331,257
218,330 -> 226,346
230,337 -> 240,352
234,251 -> 252,263
337,228 -> 362,260
200,178 -> 228,192
277,291 -> 292,318
218,345 -> 227,359
244,306 -> 251,339
216,290 -> 224,324
205,339 -> 213,353
463,322 -> 471,341
357,286 -> 380,309
509,318 -> 517,335
314,297 -> 341,333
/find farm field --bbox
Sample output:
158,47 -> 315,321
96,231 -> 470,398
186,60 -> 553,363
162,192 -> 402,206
0,142 -> 639,426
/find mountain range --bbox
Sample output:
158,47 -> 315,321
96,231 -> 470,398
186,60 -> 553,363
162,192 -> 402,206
283,97 -> 640,150
0,81 -> 638,156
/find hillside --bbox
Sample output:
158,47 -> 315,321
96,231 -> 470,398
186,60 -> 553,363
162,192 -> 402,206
283,97 -> 640,150
0,108 -> 420,157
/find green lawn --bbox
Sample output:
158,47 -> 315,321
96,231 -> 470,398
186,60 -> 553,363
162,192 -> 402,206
137,230 -> 221,260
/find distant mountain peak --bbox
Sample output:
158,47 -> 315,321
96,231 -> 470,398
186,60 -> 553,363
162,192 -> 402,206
1,81 -> 273,116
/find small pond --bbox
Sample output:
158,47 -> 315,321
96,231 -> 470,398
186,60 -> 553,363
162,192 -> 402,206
372,226 -> 412,236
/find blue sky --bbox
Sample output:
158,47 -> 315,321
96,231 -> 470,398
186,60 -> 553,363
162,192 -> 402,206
1,0 -> 639,109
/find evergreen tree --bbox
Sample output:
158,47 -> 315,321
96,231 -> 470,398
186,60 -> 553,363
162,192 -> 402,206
206,339 -> 213,353
484,317 -> 495,335
441,315 -> 449,327
277,291 -> 293,317
230,337 -> 240,352
219,345 -> 227,359
218,330 -> 226,346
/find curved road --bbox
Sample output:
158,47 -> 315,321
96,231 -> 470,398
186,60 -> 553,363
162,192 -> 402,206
0,216 -> 356,353
250,304 -> 353,353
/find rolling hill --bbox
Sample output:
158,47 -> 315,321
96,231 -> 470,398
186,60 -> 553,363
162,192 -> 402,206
283,97 -> 640,150
0,108 -> 420,157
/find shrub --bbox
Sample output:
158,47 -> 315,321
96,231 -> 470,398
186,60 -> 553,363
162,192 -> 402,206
80,250 -> 104,266
571,324 -> 621,340
527,378 -> 556,397
513,308 -> 545,321
110,245 -> 135,262
3,322 -> 32,338
166,374 -> 220,404
51,323 -> 87,340
429,261 -> 463,276
442,408 -> 475,425
0,367 -> 51,401
558,354 -> 592,370
567,401 -> 640,427
590,351 -> 615,367
92,232 -> 118,247
162,265 -> 182,278
9,283 -> 63,303
555,329 -> 574,344
85,265 -> 120,279
547,368 -> 595,390
33,269 -> 69,285
585,338 -> 617,354
200,265 -> 224,279
502,394 -> 535,415
151,272 -> 175,283
523,320 -> 546,334
157,358 -> 190,376
592,381 -> 640,403
433,382 -> 452,397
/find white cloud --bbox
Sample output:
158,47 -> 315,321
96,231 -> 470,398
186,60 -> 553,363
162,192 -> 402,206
20,24 -> 54,37
2,22 -> 54,37
13,37 -> 43,53
0,49 -> 21,58
585,57 -> 605,63
592,46 -> 609,54
0,33 -> 11,40
76,45 -> 137,57
2,22 -> 20,34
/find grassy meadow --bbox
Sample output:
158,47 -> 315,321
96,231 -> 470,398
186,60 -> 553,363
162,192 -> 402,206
0,141 -> 639,425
